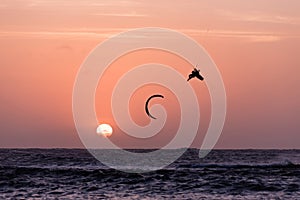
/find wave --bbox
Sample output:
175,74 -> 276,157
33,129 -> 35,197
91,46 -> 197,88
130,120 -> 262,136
178,160 -> 299,169
1,159 -> 298,174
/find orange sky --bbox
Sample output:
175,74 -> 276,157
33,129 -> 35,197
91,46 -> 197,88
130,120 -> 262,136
0,0 -> 299,148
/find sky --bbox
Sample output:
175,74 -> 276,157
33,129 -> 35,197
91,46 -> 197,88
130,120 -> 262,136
0,0 -> 299,148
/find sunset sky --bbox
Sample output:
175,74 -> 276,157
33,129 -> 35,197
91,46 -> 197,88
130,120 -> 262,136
0,0 -> 299,148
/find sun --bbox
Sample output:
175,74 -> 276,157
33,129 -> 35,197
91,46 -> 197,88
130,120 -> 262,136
96,124 -> 113,137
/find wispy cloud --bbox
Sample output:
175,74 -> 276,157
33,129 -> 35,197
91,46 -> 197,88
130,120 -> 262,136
216,9 -> 300,25
91,12 -> 147,17
0,28 -> 129,39
181,29 -> 299,43
0,0 -> 142,8
0,27 -> 299,43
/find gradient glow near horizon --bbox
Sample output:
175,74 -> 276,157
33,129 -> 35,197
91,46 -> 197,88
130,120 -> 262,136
0,0 -> 299,149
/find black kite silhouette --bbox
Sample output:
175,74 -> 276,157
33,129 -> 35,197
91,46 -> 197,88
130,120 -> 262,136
145,94 -> 164,119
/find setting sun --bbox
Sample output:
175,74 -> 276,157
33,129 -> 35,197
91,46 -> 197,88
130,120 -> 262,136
96,124 -> 113,137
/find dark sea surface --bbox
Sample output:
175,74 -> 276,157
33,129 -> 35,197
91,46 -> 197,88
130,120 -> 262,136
0,149 -> 299,199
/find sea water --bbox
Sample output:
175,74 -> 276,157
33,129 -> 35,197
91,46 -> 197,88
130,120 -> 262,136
0,149 -> 299,199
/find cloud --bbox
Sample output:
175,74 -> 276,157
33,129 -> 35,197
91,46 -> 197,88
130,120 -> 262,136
216,9 -> 300,25
180,29 -> 299,43
0,0 -> 142,8
57,44 -> 73,51
0,27 -> 298,43
90,12 -> 147,17
0,28 -> 129,39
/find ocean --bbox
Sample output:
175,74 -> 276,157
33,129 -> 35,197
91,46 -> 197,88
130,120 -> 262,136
0,149 -> 299,199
